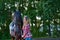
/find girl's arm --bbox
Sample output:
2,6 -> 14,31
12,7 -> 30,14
22,25 -> 30,38
22,29 -> 28,38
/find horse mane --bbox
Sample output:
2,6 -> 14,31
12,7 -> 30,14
13,11 -> 23,28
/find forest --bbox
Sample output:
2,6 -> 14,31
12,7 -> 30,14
0,0 -> 60,39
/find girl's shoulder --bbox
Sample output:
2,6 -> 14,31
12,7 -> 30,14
26,24 -> 30,26
25,24 -> 30,29
22,24 -> 30,29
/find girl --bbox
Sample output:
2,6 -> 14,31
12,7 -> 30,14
22,16 -> 32,40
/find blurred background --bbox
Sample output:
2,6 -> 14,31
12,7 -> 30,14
0,0 -> 60,40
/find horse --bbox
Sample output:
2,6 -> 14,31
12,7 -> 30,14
9,10 -> 23,40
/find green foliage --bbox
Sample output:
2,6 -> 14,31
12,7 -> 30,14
0,0 -> 60,39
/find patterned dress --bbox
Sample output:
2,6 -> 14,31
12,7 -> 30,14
22,24 -> 32,39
